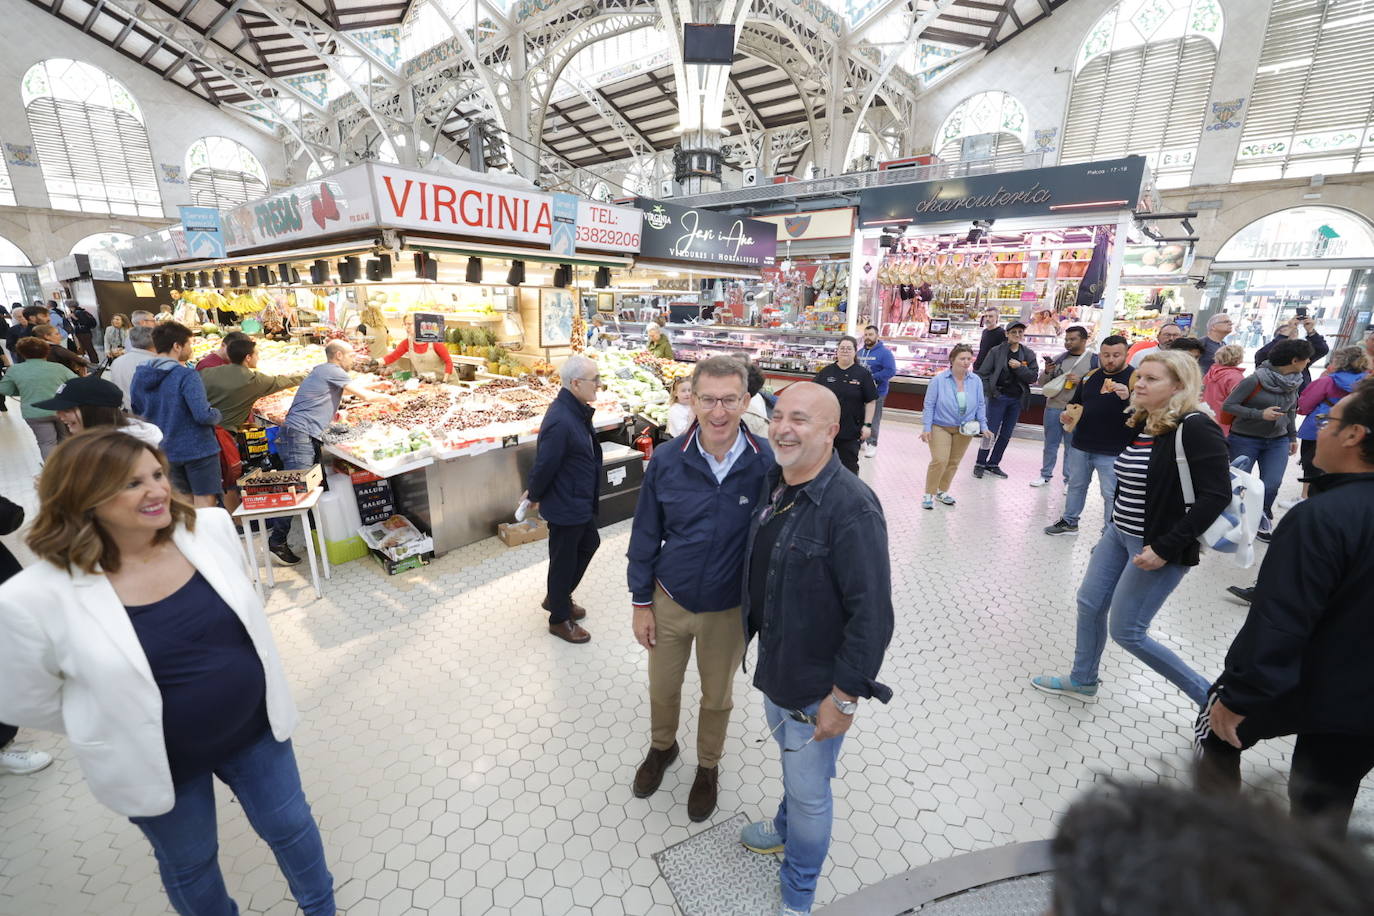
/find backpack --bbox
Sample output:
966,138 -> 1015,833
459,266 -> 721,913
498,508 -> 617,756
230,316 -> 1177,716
1173,413 -> 1264,568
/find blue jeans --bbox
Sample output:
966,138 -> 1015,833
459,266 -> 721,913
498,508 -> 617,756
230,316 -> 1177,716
1227,432 -> 1290,516
1061,448 -> 1119,528
1040,408 -> 1073,481
765,696 -> 845,912
975,394 -> 1022,468
1070,524 -> 1209,705
267,427 -> 319,548
130,733 -> 335,916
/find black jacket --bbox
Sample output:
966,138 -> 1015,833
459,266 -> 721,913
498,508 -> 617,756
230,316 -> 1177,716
0,496 -> 24,583
743,452 -> 894,710
526,387 -> 600,526
1215,472 -> 1374,732
1067,366 -> 1137,455
973,325 -> 1006,371
1133,412 -> 1232,566
975,340 -> 1038,408
1255,332 -> 1329,391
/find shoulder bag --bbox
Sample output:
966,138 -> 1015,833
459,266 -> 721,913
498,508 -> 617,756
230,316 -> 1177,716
1174,413 -> 1264,568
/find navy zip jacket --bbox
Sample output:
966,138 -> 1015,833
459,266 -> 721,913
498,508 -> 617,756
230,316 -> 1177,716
742,452 -> 894,709
1215,472 -> 1374,732
527,387 -> 600,526
626,422 -> 772,613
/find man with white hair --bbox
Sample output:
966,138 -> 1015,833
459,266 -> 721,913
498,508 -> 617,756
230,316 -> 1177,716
523,354 -> 603,643
1199,313 -> 1234,372
107,322 -> 159,410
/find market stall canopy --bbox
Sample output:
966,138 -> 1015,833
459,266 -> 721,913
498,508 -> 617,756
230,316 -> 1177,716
858,156 -> 1149,229
116,163 -> 647,273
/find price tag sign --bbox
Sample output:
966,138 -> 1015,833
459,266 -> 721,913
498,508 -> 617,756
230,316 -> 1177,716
413,312 -> 444,343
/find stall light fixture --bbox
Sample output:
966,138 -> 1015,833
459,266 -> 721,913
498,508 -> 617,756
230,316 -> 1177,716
291,268 -> 302,284
594,266 -> 611,288
198,271 -> 210,288
310,260 -> 330,284
366,258 -> 383,282
412,252 -> 437,281
246,268 -> 260,287
507,260 -> 525,286
377,254 -> 393,279
339,256 -> 361,284
212,270 -> 223,288
465,257 -> 482,283
278,262 -> 293,284
229,268 -> 241,287
553,264 -> 568,288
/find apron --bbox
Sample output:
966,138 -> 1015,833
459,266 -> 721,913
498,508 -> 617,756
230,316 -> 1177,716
398,341 -> 448,377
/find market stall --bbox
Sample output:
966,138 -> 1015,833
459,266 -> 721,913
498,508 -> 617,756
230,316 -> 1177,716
848,155 -> 1151,422
115,163 -> 649,558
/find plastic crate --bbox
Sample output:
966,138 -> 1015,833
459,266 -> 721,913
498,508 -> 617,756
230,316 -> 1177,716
313,531 -> 370,565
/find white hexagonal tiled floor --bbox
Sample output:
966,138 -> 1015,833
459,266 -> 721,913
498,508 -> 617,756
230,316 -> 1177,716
0,406 -> 1368,915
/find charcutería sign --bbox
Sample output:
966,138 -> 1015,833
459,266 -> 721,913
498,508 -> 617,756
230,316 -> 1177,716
858,156 -> 1147,227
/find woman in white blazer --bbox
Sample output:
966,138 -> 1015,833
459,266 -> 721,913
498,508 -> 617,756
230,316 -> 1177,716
0,429 -> 334,916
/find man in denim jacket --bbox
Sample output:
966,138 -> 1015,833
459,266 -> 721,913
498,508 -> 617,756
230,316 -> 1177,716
738,381 -> 894,916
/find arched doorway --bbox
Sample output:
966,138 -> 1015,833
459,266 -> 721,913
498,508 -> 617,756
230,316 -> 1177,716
1207,206 -> 1374,352
0,235 -> 39,305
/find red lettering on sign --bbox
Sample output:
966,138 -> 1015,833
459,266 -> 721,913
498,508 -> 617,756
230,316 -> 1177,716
433,184 -> 457,223
382,176 -> 413,216
534,202 -> 552,234
419,182 -> 428,221
459,189 -> 482,227
498,194 -> 518,231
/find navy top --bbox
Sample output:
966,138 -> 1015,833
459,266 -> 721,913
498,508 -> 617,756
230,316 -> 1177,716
124,571 -> 269,785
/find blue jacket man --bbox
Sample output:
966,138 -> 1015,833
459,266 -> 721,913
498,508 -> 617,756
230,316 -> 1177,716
526,355 -> 603,643
129,322 -> 223,507
626,357 -> 773,823
857,325 -> 897,453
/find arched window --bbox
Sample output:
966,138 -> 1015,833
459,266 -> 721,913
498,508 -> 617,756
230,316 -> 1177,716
934,91 -> 1029,162
1233,0 -> 1374,181
70,232 -> 133,257
1214,207 -> 1374,263
186,137 -> 269,208
21,59 -> 162,217
1061,0 -> 1223,188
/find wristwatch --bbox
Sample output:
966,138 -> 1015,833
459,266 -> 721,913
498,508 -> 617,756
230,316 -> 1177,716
863,423 -> 873,428
830,693 -> 858,715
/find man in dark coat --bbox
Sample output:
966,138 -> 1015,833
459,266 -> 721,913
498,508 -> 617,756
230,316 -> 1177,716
524,354 -> 603,644
1197,378 -> 1374,835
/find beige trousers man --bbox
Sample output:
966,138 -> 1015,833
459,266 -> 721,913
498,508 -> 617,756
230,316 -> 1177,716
648,585 -> 746,767
925,425 -> 975,494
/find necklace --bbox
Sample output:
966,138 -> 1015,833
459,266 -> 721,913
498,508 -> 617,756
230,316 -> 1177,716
762,484 -> 802,524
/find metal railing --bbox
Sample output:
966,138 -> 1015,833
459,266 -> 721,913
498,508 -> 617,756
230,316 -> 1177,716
671,152 -> 1048,210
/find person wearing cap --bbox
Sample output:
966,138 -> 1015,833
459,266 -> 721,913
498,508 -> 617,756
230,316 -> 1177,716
973,321 -> 1038,479
35,375 -> 162,447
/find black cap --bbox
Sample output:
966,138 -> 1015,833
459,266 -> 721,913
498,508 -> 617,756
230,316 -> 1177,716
1007,321 -> 1028,331
33,375 -> 124,411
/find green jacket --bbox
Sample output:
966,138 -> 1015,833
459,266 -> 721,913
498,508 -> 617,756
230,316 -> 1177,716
647,335 -> 675,360
0,359 -> 76,418
200,363 -> 307,431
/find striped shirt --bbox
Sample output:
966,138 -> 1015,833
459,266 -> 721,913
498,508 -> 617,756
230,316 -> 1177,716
1112,434 -> 1154,536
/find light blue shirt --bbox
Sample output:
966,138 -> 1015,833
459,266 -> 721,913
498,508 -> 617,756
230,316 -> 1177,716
696,427 -> 748,484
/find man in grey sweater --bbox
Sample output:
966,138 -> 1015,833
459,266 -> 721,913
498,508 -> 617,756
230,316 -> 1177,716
1223,338 -> 1312,540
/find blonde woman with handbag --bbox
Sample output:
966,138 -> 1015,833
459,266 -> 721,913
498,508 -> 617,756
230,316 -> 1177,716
921,344 -> 992,509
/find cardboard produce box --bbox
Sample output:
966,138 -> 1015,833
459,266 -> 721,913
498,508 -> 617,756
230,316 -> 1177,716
497,518 -> 549,547
358,515 -> 434,561
237,465 -> 323,509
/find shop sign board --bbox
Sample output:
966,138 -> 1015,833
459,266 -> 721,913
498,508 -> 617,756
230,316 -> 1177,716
113,226 -> 190,268
753,207 -> 855,241
858,156 -> 1147,227
223,165 -> 376,252
550,192 -> 579,256
412,312 -> 444,343
374,165 -> 642,254
632,197 -> 777,268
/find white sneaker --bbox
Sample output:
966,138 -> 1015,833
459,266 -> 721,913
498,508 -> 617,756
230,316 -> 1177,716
862,443 -> 876,458
1029,477 -> 1052,488
0,748 -> 54,775
1277,496 -> 1305,510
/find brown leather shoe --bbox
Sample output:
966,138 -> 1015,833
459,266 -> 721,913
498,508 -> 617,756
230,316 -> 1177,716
542,599 -> 587,621
632,742 -> 679,798
687,766 -> 718,822
548,620 -> 590,644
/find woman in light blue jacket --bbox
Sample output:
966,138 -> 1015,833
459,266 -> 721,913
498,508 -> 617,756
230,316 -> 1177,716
921,343 -> 992,509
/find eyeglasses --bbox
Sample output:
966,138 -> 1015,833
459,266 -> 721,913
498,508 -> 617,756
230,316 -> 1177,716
755,708 -> 818,753
694,394 -> 744,410
1315,414 -> 1371,433
573,375 -> 601,385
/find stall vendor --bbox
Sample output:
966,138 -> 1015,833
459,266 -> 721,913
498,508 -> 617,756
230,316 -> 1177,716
645,323 -> 675,360
382,328 -> 454,379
